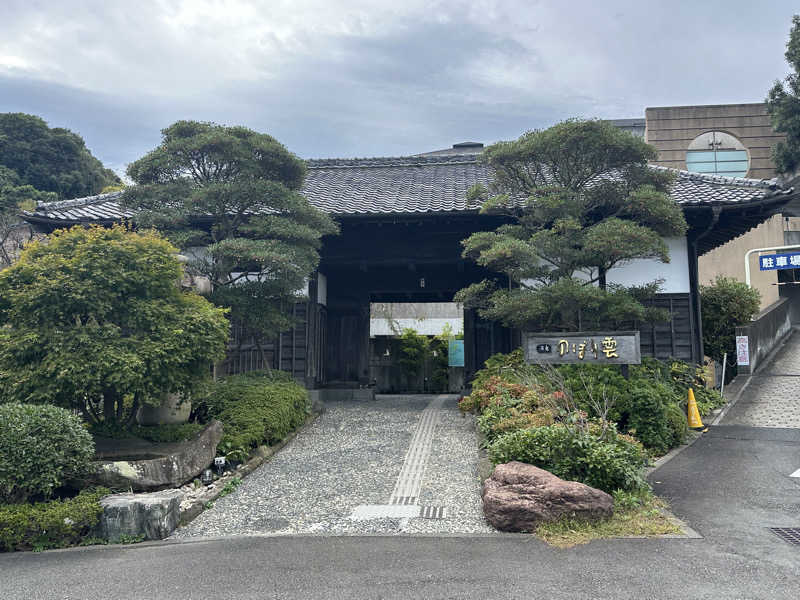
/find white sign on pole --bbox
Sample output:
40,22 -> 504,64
736,335 -> 750,366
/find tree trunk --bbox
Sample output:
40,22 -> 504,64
254,336 -> 272,373
125,396 -> 141,427
103,394 -> 116,424
598,267 -> 607,290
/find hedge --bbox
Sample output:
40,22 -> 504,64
0,403 -> 95,503
198,370 -> 309,460
0,488 -> 109,552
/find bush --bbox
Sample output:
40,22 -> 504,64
198,370 -> 309,460
487,425 -> 648,493
0,404 -> 95,504
613,380 -> 684,455
471,353 -> 722,455
700,276 -> 760,364
0,488 -> 108,552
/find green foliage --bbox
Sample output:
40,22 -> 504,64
613,380 -> 684,455
487,425 -> 649,493
198,370 -> 309,460
0,225 -> 230,426
0,404 -> 95,504
456,119 -> 686,331
766,15 -> 800,174
0,114 -> 118,269
123,120 -> 338,343
700,276 -> 761,363
218,477 -> 242,498
468,352 -> 718,455
0,113 -> 119,199
0,488 -> 109,552
397,328 -> 430,379
470,349 -> 524,391
0,167 -> 53,269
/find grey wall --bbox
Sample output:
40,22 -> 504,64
735,297 -> 793,374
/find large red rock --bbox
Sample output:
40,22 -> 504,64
482,461 -> 614,532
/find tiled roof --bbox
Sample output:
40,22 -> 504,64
23,155 -> 794,224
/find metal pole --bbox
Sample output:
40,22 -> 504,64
743,244 -> 800,287
720,352 -> 727,398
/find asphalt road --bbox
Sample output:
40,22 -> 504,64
2,424 -> 798,600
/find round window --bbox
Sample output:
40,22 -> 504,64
686,131 -> 749,177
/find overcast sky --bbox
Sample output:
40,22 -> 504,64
1,1 -> 797,176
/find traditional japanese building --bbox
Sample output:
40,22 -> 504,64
22,150 -> 796,389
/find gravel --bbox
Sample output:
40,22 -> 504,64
171,394 -> 494,539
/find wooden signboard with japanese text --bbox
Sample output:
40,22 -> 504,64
523,331 -> 641,365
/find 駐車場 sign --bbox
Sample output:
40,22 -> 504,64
523,331 -> 641,365
758,253 -> 800,271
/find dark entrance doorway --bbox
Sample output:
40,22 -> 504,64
309,214 -> 514,389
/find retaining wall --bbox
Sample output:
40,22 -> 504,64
735,297 -> 793,374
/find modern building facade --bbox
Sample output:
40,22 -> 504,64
645,103 -> 785,180
638,103 -> 796,311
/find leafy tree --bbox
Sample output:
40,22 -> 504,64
0,166 -> 54,268
0,113 -> 120,268
456,120 -> 687,331
0,225 -> 230,426
700,276 -> 760,363
123,121 -> 338,363
0,113 -> 120,199
767,15 -> 800,175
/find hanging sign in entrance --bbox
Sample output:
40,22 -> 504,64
448,339 -> 465,367
523,331 -> 641,365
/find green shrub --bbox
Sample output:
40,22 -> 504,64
0,488 -> 109,552
471,349 -> 524,391
700,276 -> 760,364
613,380 -> 683,455
0,404 -> 95,504
487,425 -> 648,493
470,351 -> 722,456
198,371 -> 309,460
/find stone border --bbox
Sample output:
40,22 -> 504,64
178,412 -> 320,526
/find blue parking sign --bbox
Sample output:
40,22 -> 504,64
759,253 -> 800,270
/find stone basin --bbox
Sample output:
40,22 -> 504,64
87,420 -> 223,492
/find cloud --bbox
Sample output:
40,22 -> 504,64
0,0 -> 797,174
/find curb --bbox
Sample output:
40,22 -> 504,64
179,412 -> 320,526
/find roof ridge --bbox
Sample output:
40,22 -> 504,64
36,191 -> 123,210
650,164 -> 780,188
307,155 -> 479,169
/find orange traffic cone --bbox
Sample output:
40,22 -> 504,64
687,388 -> 705,430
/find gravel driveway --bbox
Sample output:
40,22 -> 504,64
172,394 -> 493,538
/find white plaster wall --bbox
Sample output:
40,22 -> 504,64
606,237 -> 690,293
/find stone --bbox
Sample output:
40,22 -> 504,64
482,461 -> 614,532
96,490 -> 183,540
89,420 -> 223,491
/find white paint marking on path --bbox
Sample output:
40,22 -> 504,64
790,468 -> 800,478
